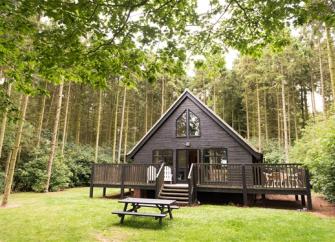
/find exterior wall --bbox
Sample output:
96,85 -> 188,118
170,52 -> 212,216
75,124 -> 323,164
133,98 -> 253,168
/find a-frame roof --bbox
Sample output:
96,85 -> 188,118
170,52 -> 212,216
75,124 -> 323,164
127,89 -> 262,160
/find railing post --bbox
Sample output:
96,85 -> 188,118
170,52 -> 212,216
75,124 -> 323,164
120,165 -> 125,199
155,164 -> 159,199
305,168 -> 313,210
242,165 -> 248,206
89,164 -> 95,198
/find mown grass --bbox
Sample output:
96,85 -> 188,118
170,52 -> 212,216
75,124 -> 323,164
0,187 -> 334,242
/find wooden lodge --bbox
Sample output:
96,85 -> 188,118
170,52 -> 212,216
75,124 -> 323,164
90,90 -> 312,210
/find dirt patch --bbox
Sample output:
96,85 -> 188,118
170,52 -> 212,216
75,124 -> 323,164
0,204 -> 20,209
95,228 -> 130,242
254,194 -> 335,218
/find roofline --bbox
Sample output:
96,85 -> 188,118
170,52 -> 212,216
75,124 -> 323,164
127,89 -> 262,160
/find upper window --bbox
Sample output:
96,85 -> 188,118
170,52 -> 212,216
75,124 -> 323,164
189,111 -> 200,136
203,148 -> 228,164
176,109 -> 200,137
176,111 -> 187,137
152,149 -> 173,166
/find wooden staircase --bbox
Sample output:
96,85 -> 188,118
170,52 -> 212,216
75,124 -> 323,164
158,184 -> 189,205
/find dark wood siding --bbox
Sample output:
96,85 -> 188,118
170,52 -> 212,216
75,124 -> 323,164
133,98 -> 253,165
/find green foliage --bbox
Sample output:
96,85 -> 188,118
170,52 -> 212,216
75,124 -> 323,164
0,171 -> 4,194
262,140 -> 285,164
290,114 -> 335,202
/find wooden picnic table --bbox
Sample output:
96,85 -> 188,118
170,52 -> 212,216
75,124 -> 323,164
112,197 -> 179,224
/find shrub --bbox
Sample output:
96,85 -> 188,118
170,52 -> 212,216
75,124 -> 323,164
290,115 -> 335,202
262,139 -> 285,163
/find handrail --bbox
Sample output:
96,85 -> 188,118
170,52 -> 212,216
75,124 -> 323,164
187,163 -> 195,179
156,162 -> 165,179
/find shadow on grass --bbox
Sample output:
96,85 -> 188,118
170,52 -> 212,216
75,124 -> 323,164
112,218 -> 167,230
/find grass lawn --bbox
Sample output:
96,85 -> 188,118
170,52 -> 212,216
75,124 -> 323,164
0,188 -> 334,242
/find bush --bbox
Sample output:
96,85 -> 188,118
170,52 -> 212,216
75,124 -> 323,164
290,114 -> 335,202
15,152 -> 71,192
262,139 -> 285,163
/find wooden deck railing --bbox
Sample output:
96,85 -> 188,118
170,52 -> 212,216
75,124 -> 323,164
187,163 -> 197,204
194,163 -> 308,190
155,163 -> 165,198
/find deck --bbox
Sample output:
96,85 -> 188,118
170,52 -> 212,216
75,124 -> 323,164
90,163 -> 312,209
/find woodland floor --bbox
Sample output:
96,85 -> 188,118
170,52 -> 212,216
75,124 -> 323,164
0,187 -> 335,242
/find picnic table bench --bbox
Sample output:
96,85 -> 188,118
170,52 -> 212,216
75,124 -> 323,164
112,197 -> 179,224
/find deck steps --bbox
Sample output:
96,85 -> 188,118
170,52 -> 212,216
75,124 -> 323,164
158,184 -> 189,205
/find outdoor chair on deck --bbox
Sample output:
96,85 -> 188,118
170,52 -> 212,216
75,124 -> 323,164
147,166 -> 157,183
164,166 -> 173,183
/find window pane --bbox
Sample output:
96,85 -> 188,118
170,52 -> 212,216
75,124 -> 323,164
152,150 -> 173,166
189,111 -> 200,136
176,111 -> 187,137
203,148 -> 228,164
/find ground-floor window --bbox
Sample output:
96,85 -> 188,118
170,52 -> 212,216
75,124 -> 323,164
152,149 -> 173,166
203,148 -> 228,164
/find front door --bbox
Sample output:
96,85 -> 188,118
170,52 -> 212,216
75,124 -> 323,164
176,149 -> 198,183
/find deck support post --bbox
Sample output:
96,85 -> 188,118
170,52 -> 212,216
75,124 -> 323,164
103,187 -> 106,197
120,165 -> 125,199
295,195 -> 299,201
305,169 -> 313,210
301,195 -> 306,206
241,165 -> 248,206
89,164 -> 95,198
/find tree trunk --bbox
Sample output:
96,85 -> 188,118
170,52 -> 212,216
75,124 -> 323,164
4,150 -> 12,179
277,89 -> 281,146
310,70 -> 316,117
263,89 -> 268,144
112,86 -> 120,163
0,83 -> 12,158
318,35 -> 326,115
36,92 -> 47,148
145,88 -> 148,133
75,86 -> 82,144
94,89 -> 103,163
1,95 -> 29,207
161,78 -> 165,116
213,84 -> 216,112
117,86 -> 127,163
326,25 -> 335,106
256,83 -> 262,152
60,84 -> 71,157
281,75 -> 289,163
245,89 -> 250,140
45,83 -> 64,192
123,103 -> 129,163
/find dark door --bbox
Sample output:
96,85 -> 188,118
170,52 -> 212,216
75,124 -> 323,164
176,149 -> 198,183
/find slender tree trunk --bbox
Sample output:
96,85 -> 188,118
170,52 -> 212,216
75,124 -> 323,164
281,74 -> 289,163
0,83 -> 12,158
117,86 -> 127,163
60,84 -> 71,156
326,25 -> 335,106
256,83 -> 262,152
150,93 -> 153,127
145,88 -> 148,133
1,95 -> 29,207
36,93 -> 47,148
45,83 -> 64,192
112,86 -> 120,163
287,89 -> 291,147
4,150 -> 12,179
263,89 -> 268,144
310,70 -> 316,117
277,89 -> 281,146
123,103 -> 129,163
94,89 -> 103,163
293,95 -> 299,141
133,104 -> 137,145
245,89 -> 250,140
45,88 -> 55,129
213,84 -> 216,112
318,36 -> 326,115
161,78 -> 165,116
